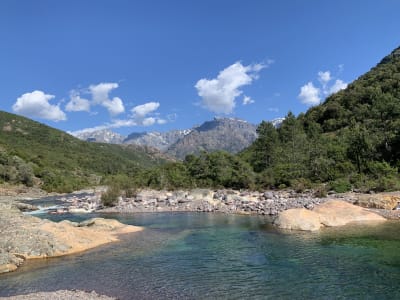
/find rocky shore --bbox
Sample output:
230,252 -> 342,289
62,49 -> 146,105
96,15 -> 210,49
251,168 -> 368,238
99,188 -> 400,220
0,194 -> 142,274
100,188 -> 332,215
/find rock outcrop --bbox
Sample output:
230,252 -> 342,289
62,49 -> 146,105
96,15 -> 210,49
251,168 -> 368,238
274,200 -> 386,231
353,193 -> 400,210
0,200 -> 141,274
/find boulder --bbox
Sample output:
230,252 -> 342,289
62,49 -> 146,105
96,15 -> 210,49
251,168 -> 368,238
0,263 -> 17,274
314,200 -> 386,226
274,200 -> 386,231
273,208 -> 322,231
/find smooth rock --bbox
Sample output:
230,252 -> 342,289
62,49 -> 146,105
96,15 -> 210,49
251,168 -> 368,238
314,200 -> 386,226
274,200 -> 386,231
274,208 -> 322,231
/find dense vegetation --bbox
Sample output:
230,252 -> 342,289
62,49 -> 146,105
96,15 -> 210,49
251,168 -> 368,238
0,111 -> 166,192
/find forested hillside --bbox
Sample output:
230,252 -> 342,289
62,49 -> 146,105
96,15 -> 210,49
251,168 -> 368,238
241,46 -> 400,192
0,111 -> 165,192
131,46 -> 400,193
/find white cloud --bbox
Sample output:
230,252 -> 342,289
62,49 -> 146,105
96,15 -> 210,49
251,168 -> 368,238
242,95 -> 255,105
131,102 -> 163,125
65,82 -> 125,115
142,117 -> 156,126
299,69 -> 348,106
329,79 -> 348,94
70,101 -> 166,135
268,107 -> 279,112
318,71 -> 331,86
298,82 -> 321,106
65,90 -> 90,112
12,90 -> 67,121
195,62 -> 265,114
89,82 -> 125,116
131,102 -> 160,117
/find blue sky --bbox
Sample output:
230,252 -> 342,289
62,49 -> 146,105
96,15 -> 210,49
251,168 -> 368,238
1,0 -> 399,135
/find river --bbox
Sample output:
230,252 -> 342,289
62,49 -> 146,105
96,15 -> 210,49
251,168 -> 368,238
1,210 -> 400,299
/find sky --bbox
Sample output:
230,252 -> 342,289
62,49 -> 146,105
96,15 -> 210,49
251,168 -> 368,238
0,0 -> 399,136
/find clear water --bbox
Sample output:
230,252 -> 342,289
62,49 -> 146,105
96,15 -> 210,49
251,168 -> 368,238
1,212 -> 400,299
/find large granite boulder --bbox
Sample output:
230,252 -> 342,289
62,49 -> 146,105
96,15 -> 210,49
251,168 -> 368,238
273,208 -> 322,231
274,200 -> 386,231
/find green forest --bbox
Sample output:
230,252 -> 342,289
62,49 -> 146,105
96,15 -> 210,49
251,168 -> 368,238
1,46 -> 399,194
0,111 -> 166,192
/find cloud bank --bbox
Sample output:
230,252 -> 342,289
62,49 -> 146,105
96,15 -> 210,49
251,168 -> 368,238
195,61 -> 268,114
12,90 -> 67,122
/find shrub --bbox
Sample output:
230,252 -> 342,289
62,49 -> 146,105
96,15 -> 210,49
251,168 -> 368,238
330,178 -> 352,193
101,184 -> 121,207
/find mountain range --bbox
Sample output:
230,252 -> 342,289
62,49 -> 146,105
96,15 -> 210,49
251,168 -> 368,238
74,117 -> 280,159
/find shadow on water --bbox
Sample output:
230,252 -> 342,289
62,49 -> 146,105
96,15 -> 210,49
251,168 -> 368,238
1,212 -> 400,299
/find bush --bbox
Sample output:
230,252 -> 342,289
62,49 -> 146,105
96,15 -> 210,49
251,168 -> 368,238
330,178 -> 352,193
101,184 -> 121,207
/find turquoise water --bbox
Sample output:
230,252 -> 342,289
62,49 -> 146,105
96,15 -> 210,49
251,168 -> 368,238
1,212 -> 400,299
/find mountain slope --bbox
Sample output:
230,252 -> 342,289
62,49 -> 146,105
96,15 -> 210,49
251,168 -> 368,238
166,118 -> 257,159
0,111 -> 166,192
305,46 -> 400,163
240,45 -> 400,192
306,46 -> 400,133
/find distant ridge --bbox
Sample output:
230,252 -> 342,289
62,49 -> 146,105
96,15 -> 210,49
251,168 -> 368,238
75,117 -> 260,159
166,117 -> 258,159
